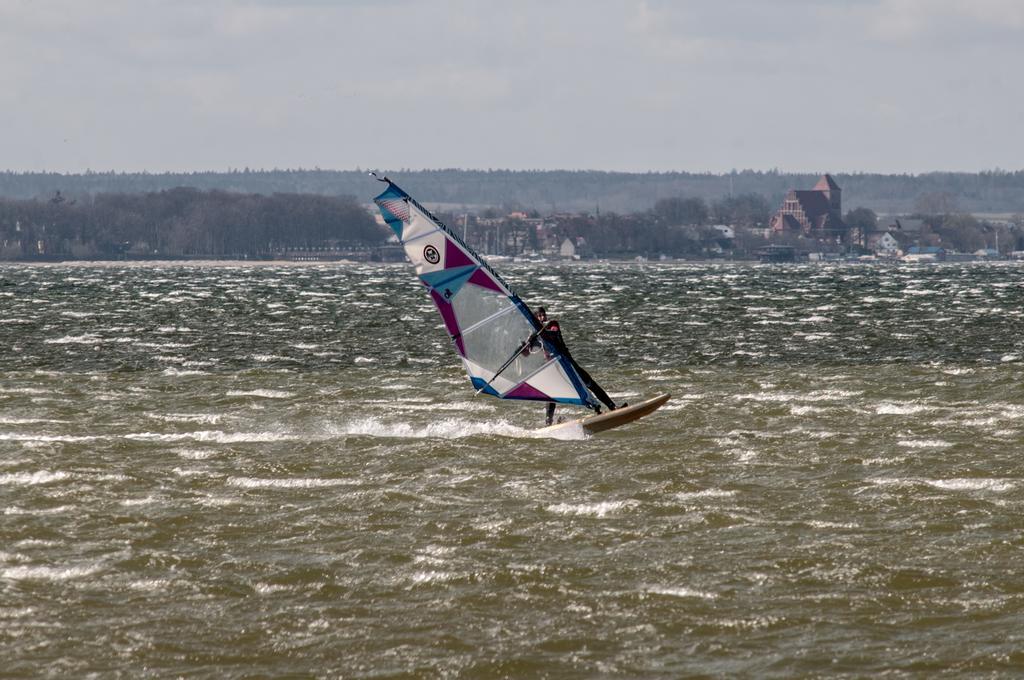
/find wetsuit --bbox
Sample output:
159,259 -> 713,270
537,318 -> 616,425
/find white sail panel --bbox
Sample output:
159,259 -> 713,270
461,310 -> 548,387
461,357 -> 518,394
450,285 -> 512,333
402,209 -> 442,247
523,361 -> 584,401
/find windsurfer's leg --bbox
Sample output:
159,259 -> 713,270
570,360 -> 616,411
545,402 -> 556,426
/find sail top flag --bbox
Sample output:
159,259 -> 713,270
372,177 -> 595,407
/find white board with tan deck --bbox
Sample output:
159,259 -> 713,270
537,393 -> 670,436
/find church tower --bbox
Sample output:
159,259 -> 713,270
813,174 -> 841,215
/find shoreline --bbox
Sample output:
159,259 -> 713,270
2,257 -> 1021,268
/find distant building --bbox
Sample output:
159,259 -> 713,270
557,236 -> 590,259
867,231 -> 900,255
756,244 -> 797,262
888,218 -> 925,237
709,224 -> 735,239
770,174 -> 846,237
886,217 -> 927,250
559,237 -> 576,259
904,246 -> 946,262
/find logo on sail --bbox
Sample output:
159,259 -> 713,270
423,245 -> 440,264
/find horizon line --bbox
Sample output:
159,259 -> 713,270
2,167 -> 1023,177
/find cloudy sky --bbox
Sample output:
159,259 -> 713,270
1,0 -> 1021,174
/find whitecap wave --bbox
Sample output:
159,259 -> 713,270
925,478 -> 1015,492
734,392 -> 799,403
225,390 -> 295,399
147,413 -> 222,425
162,368 -> 207,376
897,439 -> 953,449
875,403 -> 935,415
336,417 -> 569,440
226,476 -> 351,489
251,354 -> 291,363
177,448 -> 218,460
546,500 -> 639,518
871,477 -> 1014,492
44,334 -> 102,344
645,586 -> 717,600
410,570 -> 458,585
861,456 -> 908,466
125,430 -> 298,443
0,471 -> 70,485
0,433 -> 100,443
4,505 -> 73,515
1,564 -> 101,581
806,520 -> 859,529
121,496 -> 160,506
674,489 -> 737,501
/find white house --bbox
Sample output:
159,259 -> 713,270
868,231 -> 900,255
710,224 -> 735,239
559,238 -> 576,259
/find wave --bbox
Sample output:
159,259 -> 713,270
897,439 -> 953,449
125,430 -> 300,443
225,390 -> 295,399
250,354 -> 292,363
409,570 -> 459,585
875,402 -> 936,415
43,333 -> 103,344
545,500 -> 639,518
336,416 -> 579,440
146,413 -> 222,424
226,476 -> 351,489
0,470 -> 70,485
674,489 -> 737,501
4,505 -> 73,515
871,477 -> 1015,492
645,586 -> 717,600
0,564 -> 101,581
925,478 -> 1015,492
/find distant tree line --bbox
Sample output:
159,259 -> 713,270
438,193 -> 775,258
3,168 -> 1024,214
912,213 -> 1019,253
447,193 -> 1023,259
0,188 -> 383,260
2,185 -> 1019,262
581,193 -> 772,255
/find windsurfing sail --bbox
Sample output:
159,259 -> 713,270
372,175 -> 596,408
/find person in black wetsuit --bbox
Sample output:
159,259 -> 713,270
533,306 -> 620,425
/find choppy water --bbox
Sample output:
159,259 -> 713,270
2,261 -> 1024,677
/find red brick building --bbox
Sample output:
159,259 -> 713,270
769,174 -> 846,236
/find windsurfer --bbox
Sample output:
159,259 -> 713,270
533,306 -> 620,425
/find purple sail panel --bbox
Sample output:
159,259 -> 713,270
445,239 -> 476,270
505,382 -> 551,400
429,289 -> 466,356
467,268 -> 504,293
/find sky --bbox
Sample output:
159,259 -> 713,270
1,0 -> 1021,174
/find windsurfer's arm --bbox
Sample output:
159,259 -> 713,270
526,320 -> 553,353
539,320 -> 569,356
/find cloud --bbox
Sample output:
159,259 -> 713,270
0,0 -> 1020,172
853,0 -> 1024,43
